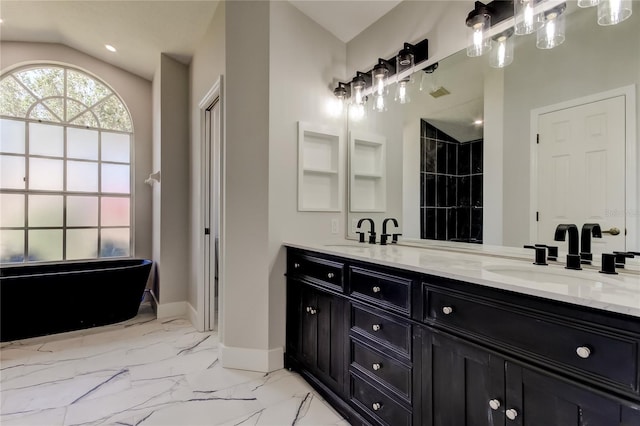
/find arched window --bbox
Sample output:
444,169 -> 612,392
0,65 -> 133,263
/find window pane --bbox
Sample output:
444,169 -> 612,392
102,132 -> 130,162
0,155 -> 26,189
0,119 -> 26,154
67,161 -> 98,192
28,229 -> 63,262
0,76 -> 37,118
0,230 -> 24,262
101,164 -> 130,193
67,70 -> 111,107
15,67 -> 64,99
29,195 -> 63,227
67,229 -> 98,260
67,196 -> 98,227
94,97 -> 132,132
0,194 -> 25,227
29,103 -> 61,123
42,98 -> 65,121
101,197 -> 130,226
67,128 -> 98,160
29,158 -> 63,190
100,228 -> 130,257
29,123 -> 64,157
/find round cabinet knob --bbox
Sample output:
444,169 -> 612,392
372,402 -> 382,411
309,308 -> 317,315
327,272 -> 335,279
576,346 -> 591,359
372,363 -> 382,371
506,409 -> 518,421
372,286 -> 381,293
306,306 -> 311,313
489,399 -> 501,410
372,324 -> 381,332
442,306 -> 454,315
294,263 -> 300,269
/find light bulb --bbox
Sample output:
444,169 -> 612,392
514,0 -> 544,35
537,5 -> 566,50
395,80 -> 410,104
466,11 -> 491,57
490,30 -> 514,68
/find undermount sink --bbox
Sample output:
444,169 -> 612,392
483,265 -> 622,287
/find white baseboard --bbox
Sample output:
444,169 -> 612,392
187,302 -> 200,330
156,301 -> 188,320
220,343 -> 283,373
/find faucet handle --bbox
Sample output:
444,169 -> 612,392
524,245 -> 548,266
368,232 -> 377,245
392,233 -> 402,243
613,251 -> 635,268
600,253 -> 618,275
534,244 -> 558,260
380,234 -> 390,245
356,232 -> 366,243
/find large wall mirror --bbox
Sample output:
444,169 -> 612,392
347,2 -> 639,256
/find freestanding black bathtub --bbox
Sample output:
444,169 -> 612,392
0,258 -> 152,342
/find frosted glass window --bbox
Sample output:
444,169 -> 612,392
67,229 -> 98,260
101,132 -> 130,163
0,119 -> 25,154
0,194 -> 24,227
0,230 -> 24,262
67,128 -> 98,160
0,155 -> 26,189
28,195 -> 63,227
101,197 -> 130,226
101,164 -> 130,193
67,161 -> 98,192
100,228 -> 130,257
29,123 -> 64,157
28,229 -> 63,261
29,158 -> 63,190
67,196 -> 98,227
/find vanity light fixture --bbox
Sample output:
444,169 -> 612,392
419,62 -> 439,93
371,59 -> 392,112
514,0 -> 544,35
536,3 -> 566,49
332,82 -> 349,115
597,0 -> 632,25
489,28 -> 515,68
395,78 -> 411,104
466,2 -> 493,57
351,72 -> 368,107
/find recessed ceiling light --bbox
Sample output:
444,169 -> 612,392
474,119 -> 484,125
105,44 -> 117,52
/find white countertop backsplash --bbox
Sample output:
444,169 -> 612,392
285,240 -> 640,319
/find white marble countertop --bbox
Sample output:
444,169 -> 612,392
285,240 -> 640,319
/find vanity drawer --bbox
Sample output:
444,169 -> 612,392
349,266 -> 412,315
351,303 -> 411,358
425,286 -> 639,391
350,371 -> 411,426
289,252 -> 344,292
351,338 -> 412,402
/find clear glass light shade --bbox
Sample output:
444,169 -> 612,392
395,80 -> 411,104
371,65 -> 389,112
578,0 -> 599,7
537,11 -> 566,49
489,35 -> 514,68
466,15 -> 491,57
514,0 -> 544,35
350,78 -> 366,106
597,0 -> 632,25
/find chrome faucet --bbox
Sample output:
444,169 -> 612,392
381,218 -> 401,245
356,218 -> 376,244
580,223 -> 602,264
554,224 -> 581,270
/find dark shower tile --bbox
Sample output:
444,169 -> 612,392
436,208 -> 447,240
457,207 -> 470,240
471,175 -> 483,207
425,208 -> 436,240
424,121 -> 437,139
447,208 -> 457,241
420,207 -> 428,239
426,174 -> 436,207
437,141 -> 447,174
425,139 -> 437,173
420,172 -> 426,207
458,176 -> 470,207
471,207 -> 483,242
458,142 -> 470,175
436,175 -> 447,207
471,140 -> 483,174
446,176 -> 457,207
447,142 -> 458,175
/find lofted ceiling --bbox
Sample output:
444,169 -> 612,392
0,0 -> 401,81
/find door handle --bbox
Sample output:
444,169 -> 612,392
602,227 -> 621,235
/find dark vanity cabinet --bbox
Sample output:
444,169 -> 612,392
285,247 -> 640,425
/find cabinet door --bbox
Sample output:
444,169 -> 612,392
315,289 -> 346,396
423,329 -> 504,426
506,363 -> 622,425
300,285 -> 318,369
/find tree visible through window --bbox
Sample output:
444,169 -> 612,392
0,65 -> 133,263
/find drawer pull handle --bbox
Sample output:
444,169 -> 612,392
372,324 -> 381,332
576,346 -> 591,359
506,409 -> 518,421
306,306 -> 316,315
327,272 -> 335,279
489,399 -> 501,410
372,402 -> 382,411
442,306 -> 454,315
372,286 -> 381,293
294,263 -> 300,269
372,363 -> 382,371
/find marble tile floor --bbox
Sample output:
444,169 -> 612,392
0,306 -> 348,426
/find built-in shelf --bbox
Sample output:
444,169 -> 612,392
349,131 -> 386,212
298,122 -> 343,212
